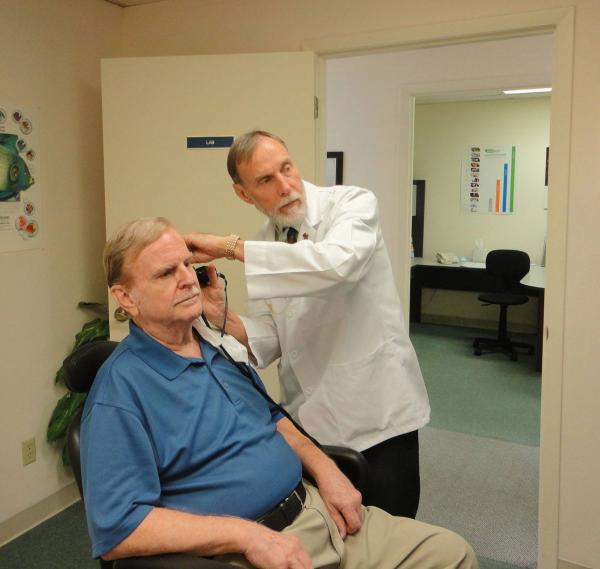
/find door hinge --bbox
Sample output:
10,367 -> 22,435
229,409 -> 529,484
314,96 -> 319,119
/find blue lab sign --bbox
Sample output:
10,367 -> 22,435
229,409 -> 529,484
187,136 -> 234,149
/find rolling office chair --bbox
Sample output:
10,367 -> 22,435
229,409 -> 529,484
473,249 -> 535,361
64,340 -> 368,569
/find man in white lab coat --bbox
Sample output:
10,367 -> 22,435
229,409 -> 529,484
185,130 -> 430,518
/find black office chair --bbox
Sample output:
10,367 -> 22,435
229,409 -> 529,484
64,340 -> 368,569
473,249 -> 535,361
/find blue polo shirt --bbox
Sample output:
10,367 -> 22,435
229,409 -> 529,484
80,322 -> 302,558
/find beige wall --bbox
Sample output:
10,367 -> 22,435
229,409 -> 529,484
414,97 -> 550,330
0,0 -> 121,534
1,1 -> 599,568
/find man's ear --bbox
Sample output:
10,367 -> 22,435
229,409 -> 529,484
110,284 -> 139,318
233,182 -> 255,205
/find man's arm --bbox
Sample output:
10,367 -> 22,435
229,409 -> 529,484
185,233 -> 245,263
276,417 -> 362,539
103,507 -> 312,569
185,186 -> 380,301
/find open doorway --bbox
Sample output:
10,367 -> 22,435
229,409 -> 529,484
325,33 -> 552,569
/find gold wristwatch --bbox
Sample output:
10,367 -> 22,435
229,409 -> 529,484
225,234 -> 240,260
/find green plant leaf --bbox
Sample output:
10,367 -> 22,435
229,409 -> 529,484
47,391 -> 87,442
55,366 -> 66,385
74,318 -> 109,349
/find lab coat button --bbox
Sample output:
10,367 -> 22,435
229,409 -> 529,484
290,350 -> 298,359
287,309 -> 296,318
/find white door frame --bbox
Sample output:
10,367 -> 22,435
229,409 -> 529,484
304,8 -> 575,569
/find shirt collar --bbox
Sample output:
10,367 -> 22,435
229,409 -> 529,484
126,319 -> 250,381
126,321 -> 207,381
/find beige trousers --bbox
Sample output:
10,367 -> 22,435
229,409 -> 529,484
218,482 -> 478,569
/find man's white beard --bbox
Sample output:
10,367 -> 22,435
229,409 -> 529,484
257,192 -> 306,228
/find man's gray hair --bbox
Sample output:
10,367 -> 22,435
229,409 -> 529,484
227,130 -> 287,184
103,217 -> 172,287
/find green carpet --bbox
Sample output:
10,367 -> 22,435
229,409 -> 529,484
0,501 -> 95,569
410,323 -> 541,447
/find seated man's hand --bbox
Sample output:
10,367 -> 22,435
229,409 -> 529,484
244,524 -> 313,569
184,232 -> 228,263
315,464 -> 363,539
199,264 -> 227,328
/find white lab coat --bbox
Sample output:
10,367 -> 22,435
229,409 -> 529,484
240,181 -> 430,452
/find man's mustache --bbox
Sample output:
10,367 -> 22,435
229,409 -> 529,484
175,286 -> 201,304
278,192 -> 303,209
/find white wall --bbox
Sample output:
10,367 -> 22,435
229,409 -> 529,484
0,0 -> 121,536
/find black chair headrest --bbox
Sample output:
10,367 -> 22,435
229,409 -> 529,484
63,340 -> 119,393
485,249 -> 530,282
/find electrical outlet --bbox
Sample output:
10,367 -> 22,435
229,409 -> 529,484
22,437 -> 36,466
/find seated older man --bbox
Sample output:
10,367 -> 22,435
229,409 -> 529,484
80,217 -> 478,569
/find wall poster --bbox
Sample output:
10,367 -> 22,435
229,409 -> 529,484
0,104 -> 42,252
461,145 -> 516,215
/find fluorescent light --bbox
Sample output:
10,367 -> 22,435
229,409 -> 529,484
503,87 -> 552,95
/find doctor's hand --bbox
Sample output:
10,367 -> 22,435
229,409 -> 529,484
315,463 -> 363,539
184,232 -> 228,262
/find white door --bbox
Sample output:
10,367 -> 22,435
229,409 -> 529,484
102,52 -> 317,342
102,52 -> 318,395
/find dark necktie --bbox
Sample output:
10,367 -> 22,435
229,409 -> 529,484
285,227 -> 298,244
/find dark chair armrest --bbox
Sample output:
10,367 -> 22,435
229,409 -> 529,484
321,445 -> 369,493
114,553 -> 231,569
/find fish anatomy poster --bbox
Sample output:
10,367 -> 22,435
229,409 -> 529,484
461,145 -> 517,215
0,104 -> 43,252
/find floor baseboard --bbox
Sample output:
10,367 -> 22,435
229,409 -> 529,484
0,483 -> 80,547
558,559 -> 593,569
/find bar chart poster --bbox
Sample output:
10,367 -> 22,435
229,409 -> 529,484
461,146 -> 516,214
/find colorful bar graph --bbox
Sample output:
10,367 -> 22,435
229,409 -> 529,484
463,145 -> 517,215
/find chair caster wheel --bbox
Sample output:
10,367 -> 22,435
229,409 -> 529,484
510,352 -> 518,361
474,348 -> 482,356
473,340 -> 479,348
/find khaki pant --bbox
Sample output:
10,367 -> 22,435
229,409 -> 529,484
218,482 -> 478,569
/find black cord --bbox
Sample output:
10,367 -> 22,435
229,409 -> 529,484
219,344 -> 322,449
219,272 -> 228,337
200,268 -> 320,446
